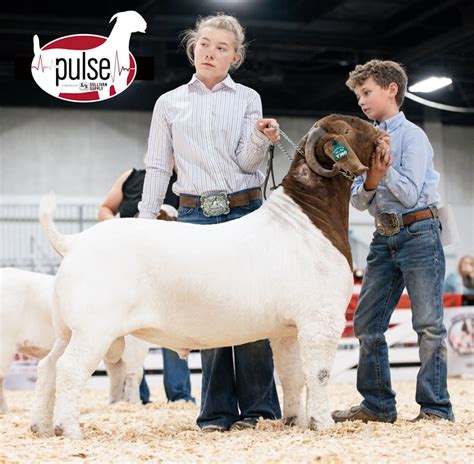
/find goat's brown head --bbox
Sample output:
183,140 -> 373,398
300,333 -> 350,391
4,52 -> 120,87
301,114 -> 384,179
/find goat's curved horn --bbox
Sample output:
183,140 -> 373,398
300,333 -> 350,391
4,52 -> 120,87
305,128 -> 340,177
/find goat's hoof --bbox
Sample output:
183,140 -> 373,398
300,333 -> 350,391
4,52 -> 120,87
283,416 -> 297,426
54,423 -> 83,440
309,416 -> 334,431
30,423 -> 53,437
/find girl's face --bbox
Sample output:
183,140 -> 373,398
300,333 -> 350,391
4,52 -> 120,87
193,26 -> 240,84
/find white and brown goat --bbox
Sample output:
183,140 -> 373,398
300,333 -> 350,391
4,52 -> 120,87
31,115 -> 381,439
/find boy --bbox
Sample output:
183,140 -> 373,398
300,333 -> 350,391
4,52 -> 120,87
332,60 -> 454,423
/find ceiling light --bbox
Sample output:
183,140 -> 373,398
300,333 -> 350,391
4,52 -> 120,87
408,77 -> 452,93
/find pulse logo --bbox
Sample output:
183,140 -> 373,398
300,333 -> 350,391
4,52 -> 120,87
31,11 -> 146,103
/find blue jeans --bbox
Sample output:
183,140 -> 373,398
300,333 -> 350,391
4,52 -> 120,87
177,193 -> 281,429
139,369 -> 150,404
354,217 -> 453,420
162,348 -> 194,402
139,352 -> 193,404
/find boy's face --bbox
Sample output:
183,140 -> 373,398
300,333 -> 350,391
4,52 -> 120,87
353,77 -> 398,122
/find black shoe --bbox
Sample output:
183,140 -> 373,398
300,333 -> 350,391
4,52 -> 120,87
201,424 -> 228,433
230,418 -> 258,431
331,406 -> 396,423
411,411 -> 455,422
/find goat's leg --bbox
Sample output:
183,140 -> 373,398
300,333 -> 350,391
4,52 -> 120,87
123,367 -> 143,404
298,326 -> 340,430
104,359 -> 126,403
0,345 -> 16,414
121,337 -> 150,404
271,336 -> 305,426
31,339 -> 68,436
53,332 -> 116,439
0,377 -> 7,414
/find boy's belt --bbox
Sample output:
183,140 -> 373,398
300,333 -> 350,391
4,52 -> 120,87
375,207 -> 438,236
179,188 -> 262,215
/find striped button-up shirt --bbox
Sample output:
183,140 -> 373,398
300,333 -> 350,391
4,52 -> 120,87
351,112 -> 441,217
138,74 -> 271,219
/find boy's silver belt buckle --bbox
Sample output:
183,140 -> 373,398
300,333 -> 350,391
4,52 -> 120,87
375,212 -> 400,236
201,192 -> 230,217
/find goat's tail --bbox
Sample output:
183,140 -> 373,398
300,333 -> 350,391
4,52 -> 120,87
39,194 -> 72,257
33,35 -> 41,55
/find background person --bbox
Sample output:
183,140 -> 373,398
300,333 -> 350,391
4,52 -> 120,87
444,255 -> 474,295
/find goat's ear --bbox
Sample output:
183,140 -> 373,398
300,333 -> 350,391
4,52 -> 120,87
109,12 -> 120,23
322,135 -> 354,162
323,134 -> 369,173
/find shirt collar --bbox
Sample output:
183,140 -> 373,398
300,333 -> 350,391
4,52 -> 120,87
375,112 -> 406,132
187,74 -> 237,92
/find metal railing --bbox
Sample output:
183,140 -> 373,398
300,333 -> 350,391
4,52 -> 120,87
1,202 -> 370,273
0,203 -> 98,274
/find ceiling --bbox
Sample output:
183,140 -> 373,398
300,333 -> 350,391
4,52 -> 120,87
1,0 -> 473,125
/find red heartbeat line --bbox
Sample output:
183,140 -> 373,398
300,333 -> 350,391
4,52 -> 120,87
31,54 -> 54,71
111,50 -> 135,82
31,50 -> 135,83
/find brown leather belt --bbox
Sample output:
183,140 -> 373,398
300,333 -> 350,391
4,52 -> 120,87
179,188 -> 262,209
401,207 -> 438,226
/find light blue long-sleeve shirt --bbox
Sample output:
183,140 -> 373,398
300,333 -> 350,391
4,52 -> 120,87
351,112 -> 441,217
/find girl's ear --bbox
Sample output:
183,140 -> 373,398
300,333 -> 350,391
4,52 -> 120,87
232,52 -> 241,65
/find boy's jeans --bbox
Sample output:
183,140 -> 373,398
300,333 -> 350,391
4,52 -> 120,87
354,217 -> 453,420
177,196 -> 281,429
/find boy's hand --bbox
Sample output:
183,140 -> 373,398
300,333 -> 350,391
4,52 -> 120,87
256,118 -> 281,142
364,136 -> 392,191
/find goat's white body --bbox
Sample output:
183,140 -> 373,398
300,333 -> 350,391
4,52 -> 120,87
0,269 -> 55,413
0,268 -> 150,414
32,187 -> 353,438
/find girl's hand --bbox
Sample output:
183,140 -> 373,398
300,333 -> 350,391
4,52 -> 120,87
256,118 -> 280,142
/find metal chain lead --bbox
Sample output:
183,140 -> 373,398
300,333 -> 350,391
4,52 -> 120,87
270,125 -> 303,162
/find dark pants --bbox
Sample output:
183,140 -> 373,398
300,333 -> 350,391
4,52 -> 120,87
177,193 -> 281,429
139,349 -> 194,404
163,347 -> 194,402
139,369 -> 150,404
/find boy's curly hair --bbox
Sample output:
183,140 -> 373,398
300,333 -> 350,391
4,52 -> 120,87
346,59 -> 408,107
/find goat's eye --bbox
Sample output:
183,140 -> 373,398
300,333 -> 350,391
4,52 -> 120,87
344,128 -> 350,135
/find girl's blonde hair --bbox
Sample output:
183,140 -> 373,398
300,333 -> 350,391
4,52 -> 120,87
180,13 -> 247,72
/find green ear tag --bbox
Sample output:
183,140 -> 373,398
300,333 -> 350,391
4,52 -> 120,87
332,140 -> 349,160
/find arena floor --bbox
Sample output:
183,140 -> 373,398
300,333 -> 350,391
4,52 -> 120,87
1,378 -> 473,463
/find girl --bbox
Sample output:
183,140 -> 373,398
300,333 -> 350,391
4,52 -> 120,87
138,13 -> 281,432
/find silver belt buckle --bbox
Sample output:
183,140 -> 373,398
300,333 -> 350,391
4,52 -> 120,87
375,212 -> 400,236
201,192 -> 230,217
